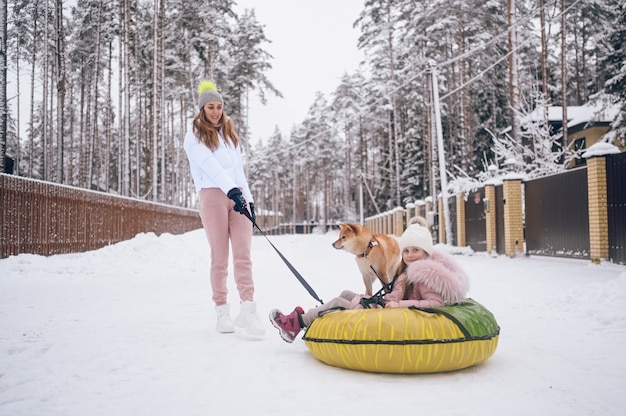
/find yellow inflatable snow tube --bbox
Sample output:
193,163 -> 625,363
302,299 -> 499,374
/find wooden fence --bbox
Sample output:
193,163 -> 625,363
1,174 -> 203,259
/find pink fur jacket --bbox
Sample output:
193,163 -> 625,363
383,247 -> 470,308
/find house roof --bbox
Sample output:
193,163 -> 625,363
524,102 -> 619,125
566,102 -> 621,129
499,99 -> 622,136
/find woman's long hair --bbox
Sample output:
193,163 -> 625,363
192,108 -> 240,150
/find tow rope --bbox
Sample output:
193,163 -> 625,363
241,208 -> 324,305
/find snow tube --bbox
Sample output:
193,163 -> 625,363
302,298 -> 499,374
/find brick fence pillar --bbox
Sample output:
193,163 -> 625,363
503,178 -> 524,257
485,184 -> 497,254
586,156 -> 609,262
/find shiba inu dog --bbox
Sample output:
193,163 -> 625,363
332,223 -> 401,296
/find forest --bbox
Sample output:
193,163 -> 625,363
1,0 -> 625,225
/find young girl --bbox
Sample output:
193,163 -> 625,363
381,217 -> 470,309
269,217 -> 469,343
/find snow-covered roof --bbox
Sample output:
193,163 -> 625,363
523,103 -> 619,128
567,102 -> 621,128
524,106 -> 586,123
582,142 -> 621,158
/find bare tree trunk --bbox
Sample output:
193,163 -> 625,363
0,0 -> 6,174
560,0 -> 568,150
539,0 -> 548,99
123,0 -> 131,196
106,41 -> 112,192
344,120 -> 351,215
79,69 -> 86,185
28,5 -> 39,177
135,93 -> 140,196
14,42 -> 20,175
539,0 -> 549,133
55,0 -> 66,183
305,167 -> 310,222
87,1 -> 103,190
43,0 -> 49,180
358,116 -> 365,217
573,20 -> 582,105
507,0 -> 520,142
159,0 -> 165,201
151,0 -> 159,201
179,96 -> 188,206
117,0 -> 123,193
68,81 -> 74,183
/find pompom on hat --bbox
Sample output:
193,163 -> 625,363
197,80 -> 223,110
398,223 -> 434,256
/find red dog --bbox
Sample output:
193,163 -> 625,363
332,223 -> 401,296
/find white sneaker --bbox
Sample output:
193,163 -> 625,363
235,301 -> 266,336
215,304 -> 235,333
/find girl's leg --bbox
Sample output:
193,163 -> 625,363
339,290 -> 357,301
301,296 -> 352,327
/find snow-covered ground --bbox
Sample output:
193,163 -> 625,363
1,229 -> 625,416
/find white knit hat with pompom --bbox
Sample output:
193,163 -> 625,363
398,223 -> 434,256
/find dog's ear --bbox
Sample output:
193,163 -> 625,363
345,223 -> 362,233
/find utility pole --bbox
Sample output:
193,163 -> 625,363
430,61 -> 452,245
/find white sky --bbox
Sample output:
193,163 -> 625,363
233,0 -> 366,144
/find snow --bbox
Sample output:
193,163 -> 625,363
567,102 -> 622,129
582,142 -> 621,158
522,102 -> 621,129
1,229 -> 626,416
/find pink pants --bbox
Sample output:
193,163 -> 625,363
198,188 -> 254,306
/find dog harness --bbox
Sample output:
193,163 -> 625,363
356,239 -> 396,298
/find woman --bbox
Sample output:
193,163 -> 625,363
183,80 -> 264,336
269,217 -> 469,343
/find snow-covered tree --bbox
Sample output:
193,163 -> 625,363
599,1 -> 626,146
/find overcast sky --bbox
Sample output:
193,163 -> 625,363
234,0 -> 365,144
